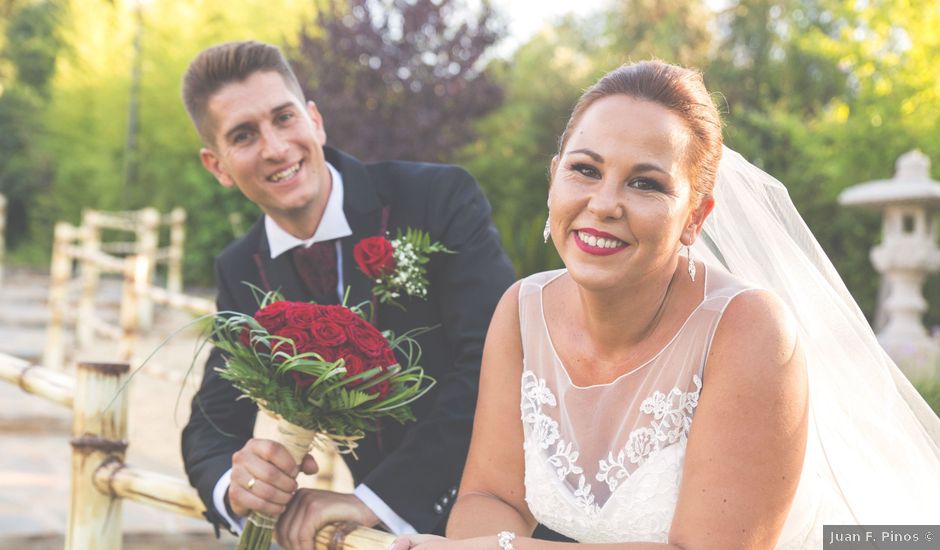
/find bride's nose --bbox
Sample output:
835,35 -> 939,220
587,182 -> 625,219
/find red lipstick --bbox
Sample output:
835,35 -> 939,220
572,228 -> 628,256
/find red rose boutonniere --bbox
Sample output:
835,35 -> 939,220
354,228 -> 452,306
354,236 -> 397,278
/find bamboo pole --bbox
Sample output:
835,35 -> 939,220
66,361 -> 129,550
45,222 -> 81,371
77,211 -> 103,349
93,460 -> 206,520
136,208 -> 159,330
148,286 -> 215,316
0,352 -> 74,408
0,193 -> 6,287
166,207 -> 186,294
315,522 -> 396,550
118,254 -> 144,362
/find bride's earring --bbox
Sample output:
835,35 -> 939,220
543,214 -> 551,244
686,245 -> 696,281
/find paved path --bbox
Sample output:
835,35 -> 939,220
0,267 -> 236,548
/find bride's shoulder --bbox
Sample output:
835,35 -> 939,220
706,288 -> 805,387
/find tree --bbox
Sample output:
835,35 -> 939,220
458,17 -> 599,276
26,0 -> 314,283
291,0 -> 506,163
601,0 -> 712,67
0,0 -> 63,249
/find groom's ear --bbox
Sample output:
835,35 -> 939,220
305,101 -> 327,146
200,147 -> 236,189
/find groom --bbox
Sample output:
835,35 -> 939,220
179,40 -> 515,541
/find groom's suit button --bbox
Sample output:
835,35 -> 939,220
433,503 -> 444,514
449,486 -> 457,497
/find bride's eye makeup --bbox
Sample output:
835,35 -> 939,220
569,162 -> 601,179
628,177 -> 667,193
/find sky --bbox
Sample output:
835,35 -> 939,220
502,0 -> 611,46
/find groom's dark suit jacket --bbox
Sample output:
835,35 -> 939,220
181,147 -> 515,534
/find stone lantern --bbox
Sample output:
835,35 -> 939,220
838,150 -> 940,380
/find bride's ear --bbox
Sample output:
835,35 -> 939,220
682,195 -> 715,245
550,155 -> 559,183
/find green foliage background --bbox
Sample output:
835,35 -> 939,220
2,0 -> 940,332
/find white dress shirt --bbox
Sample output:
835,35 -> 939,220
212,161 -> 417,535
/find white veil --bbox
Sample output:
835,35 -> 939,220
693,147 -> 940,524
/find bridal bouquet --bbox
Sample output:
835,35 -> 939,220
211,291 -> 434,550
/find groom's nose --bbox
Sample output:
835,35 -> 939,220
260,126 -> 290,160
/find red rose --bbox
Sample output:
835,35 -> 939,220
312,346 -> 339,364
367,379 -> 391,398
319,305 -> 361,326
354,236 -> 396,278
273,326 -> 312,355
284,303 -> 319,328
346,321 -> 392,358
383,347 -> 398,368
341,354 -> 367,385
310,320 -> 346,348
254,301 -> 294,332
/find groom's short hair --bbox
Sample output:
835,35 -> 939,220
182,40 -> 306,146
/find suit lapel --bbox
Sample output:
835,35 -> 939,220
328,147 -> 384,311
248,219 -> 308,303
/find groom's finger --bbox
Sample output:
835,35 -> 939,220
234,453 -> 298,497
246,438 -> 302,476
231,482 -> 287,518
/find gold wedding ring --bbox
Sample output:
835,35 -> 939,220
247,477 -> 257,491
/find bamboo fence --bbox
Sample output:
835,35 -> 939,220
0,352 -> 392,550
43,207 -> 199,371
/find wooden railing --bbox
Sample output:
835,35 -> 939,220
43,207 -> 203,372
0,353 -> 392,550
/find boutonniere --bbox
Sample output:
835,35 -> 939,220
354,228 -> 453,306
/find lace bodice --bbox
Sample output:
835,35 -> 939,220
520,265 -> 829,545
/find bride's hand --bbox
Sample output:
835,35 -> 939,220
390,534 -> 491,550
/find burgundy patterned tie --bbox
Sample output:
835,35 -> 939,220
291,240 -> 338,305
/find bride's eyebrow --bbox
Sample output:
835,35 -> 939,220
566,148 -> 604,163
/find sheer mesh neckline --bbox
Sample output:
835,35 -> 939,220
538,262 -> 709,390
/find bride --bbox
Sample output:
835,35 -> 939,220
394,61 -> 940,549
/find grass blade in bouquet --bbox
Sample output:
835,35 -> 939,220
211,293 -> 435,550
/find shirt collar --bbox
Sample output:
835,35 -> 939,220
265,162 -> 353,259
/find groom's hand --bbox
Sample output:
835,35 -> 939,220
275,489 -> 380,550
228,438 -> 318,518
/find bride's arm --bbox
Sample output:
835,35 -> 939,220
446,281 -> 538,538
667,288 -> 809,550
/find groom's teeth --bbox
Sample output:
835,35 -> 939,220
270,163 -> 300,182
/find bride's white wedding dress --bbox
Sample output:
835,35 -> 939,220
519,266 -> 846,547
517,147 -> 940,547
